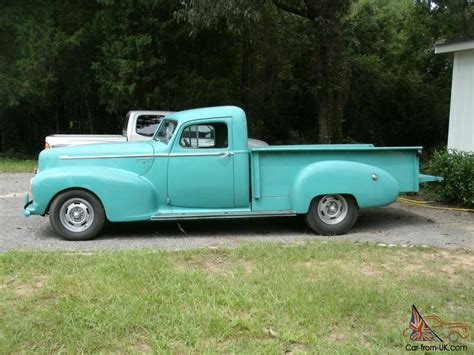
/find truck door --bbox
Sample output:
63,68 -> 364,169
167,119 -> 235,208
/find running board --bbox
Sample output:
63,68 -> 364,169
151,210 -> 296,221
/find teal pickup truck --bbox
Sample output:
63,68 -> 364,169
24,106 -> 442,240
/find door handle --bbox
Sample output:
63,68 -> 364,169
219,152 -> 233,158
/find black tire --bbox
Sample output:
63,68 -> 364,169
304,194 -> 358,235
49,189 -> 106,241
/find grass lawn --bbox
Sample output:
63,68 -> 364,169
1,242 -> 472,353
0,157 -> 37,173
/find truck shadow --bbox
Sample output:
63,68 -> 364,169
102,216 -> 307,239
97,206 -> 435,240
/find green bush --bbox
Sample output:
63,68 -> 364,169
423,149 -> 474,207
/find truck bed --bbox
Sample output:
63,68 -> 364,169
249,144 -> 421,211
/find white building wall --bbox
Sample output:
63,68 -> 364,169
448,49 -> 474,152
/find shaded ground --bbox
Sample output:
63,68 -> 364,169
0,173 -> 472,251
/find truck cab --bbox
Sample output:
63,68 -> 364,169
152,106 -> 251,212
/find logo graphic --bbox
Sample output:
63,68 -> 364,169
402,305 -> 470,343
405,305 -> 443,342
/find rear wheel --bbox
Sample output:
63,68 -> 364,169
304,194 -> 358,235
49,189 -> 106,241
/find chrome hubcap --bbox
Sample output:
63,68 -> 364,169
59,198 -> 94,232
317,194 -> 348,225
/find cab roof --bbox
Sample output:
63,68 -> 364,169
165,106 -> 246,124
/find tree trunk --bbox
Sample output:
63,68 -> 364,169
241,25 -> 252,108
55,109 -> 59,133
86,99 -> 93,133
318,95 -> 330,143
316,33 -> 331,143
0,110 -> 4,153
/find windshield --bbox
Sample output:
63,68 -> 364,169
154,119 -> 177,144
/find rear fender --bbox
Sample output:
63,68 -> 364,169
290,161 -> 399,213
32,167 -> 158,221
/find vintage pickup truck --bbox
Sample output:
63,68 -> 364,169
24,106 -> 442,240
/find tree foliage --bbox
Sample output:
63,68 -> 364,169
0,0 -> 473,154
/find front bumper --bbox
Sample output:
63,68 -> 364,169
23,192 -> 35,217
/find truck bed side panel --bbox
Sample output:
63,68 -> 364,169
250,147 -> 420,212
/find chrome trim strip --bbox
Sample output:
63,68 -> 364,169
59,151 -> 239,159
168,152 -> 234,157
59,154 -> 154,160
151,210 -> 296,220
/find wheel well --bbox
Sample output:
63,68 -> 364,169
309,193 -> 359,211
45,187 -> 105,216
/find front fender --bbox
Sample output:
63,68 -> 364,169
31,167 -> 158,221
290,161 -> 399,213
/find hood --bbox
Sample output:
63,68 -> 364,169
38,141 -> 156,175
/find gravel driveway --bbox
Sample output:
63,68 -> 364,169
1,173 -> 472,251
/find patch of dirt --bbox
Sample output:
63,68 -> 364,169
431,250 -> 472,281
301,259 -> 382,278
327,325 -> 348,342
285,341 -> 309,354
443,251 -> 474,269
387,250 -> 474,282
133,339 -> 151,353
1,275 -> 49,297
300,249 -> 473,282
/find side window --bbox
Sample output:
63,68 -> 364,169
136,115 -> 164,137
179,122 -> 228,149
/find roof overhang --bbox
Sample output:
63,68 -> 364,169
435,39 -> 474,54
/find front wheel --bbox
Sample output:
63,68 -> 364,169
304,194 -> 358,235
49,189 -> 106,241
